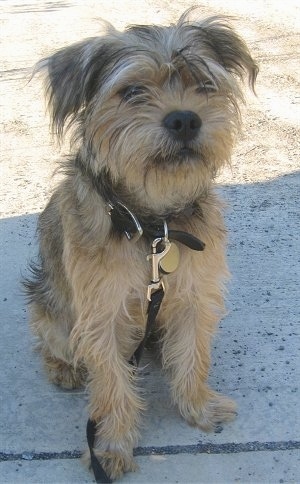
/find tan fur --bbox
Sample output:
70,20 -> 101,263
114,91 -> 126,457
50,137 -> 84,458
25,9 -> 258,480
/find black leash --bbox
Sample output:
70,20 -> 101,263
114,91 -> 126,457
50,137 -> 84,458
87,288 -> 165,483
87,419 -> 112,483
130,287 -> 165,366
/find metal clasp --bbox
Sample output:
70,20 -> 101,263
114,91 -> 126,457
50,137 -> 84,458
146,222 -> 171,301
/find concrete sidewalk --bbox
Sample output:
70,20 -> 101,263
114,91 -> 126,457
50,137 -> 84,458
1,1 -> 299,483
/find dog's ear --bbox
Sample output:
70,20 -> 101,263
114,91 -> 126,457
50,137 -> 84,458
189,16 -> 258,90
36,37 -> 117,137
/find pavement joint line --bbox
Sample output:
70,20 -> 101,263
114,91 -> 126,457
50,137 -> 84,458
1,441 -> 299,462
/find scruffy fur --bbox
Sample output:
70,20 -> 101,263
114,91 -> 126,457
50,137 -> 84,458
25,9 -> 258,480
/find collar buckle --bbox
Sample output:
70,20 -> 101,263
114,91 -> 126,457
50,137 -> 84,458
107,200 -> 143,242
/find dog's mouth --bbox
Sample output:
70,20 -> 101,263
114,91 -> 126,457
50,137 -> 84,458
178,147 -> 197,158
151,146 -> 200,167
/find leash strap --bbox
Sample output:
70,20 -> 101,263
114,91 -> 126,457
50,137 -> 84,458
130,287 -> 165,366
87,287 -> 165,483
87,418 -> 112,483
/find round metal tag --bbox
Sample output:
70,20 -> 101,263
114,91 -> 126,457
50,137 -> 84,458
159,242 -> 180,274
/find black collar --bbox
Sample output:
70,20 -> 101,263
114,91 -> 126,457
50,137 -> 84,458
75,155 -> 205,251
107,199 -> 205,251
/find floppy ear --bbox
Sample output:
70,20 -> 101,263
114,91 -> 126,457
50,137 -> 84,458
36,37 -> 117,137
189,16 -> 258,90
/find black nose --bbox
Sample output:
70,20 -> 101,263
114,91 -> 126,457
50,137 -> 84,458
163,110 -> 202,142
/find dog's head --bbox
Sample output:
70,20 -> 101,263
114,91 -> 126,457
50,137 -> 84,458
38,10 -> 258,213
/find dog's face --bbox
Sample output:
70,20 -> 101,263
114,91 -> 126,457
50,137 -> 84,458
39,12 -> 258,213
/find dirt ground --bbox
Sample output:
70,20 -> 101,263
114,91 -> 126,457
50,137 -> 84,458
0,0 -> 299,218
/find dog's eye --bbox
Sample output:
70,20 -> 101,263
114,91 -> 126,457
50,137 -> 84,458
196,81 -> 217,94
120,86 -> 146,102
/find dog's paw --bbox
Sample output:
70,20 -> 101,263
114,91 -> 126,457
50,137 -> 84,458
97,451 -> 138,480
44,355 -> 86,389
180,392 -> 237,432
83,448 -> 138,480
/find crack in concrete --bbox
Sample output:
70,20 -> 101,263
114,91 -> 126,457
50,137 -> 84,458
1,440 -> 299,462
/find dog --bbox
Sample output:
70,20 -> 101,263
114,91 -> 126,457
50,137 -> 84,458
25,8 -> 258,480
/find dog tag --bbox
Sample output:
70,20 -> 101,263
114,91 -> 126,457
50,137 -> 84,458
159,242 -> 180,274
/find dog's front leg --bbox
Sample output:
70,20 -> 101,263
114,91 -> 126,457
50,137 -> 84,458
65,238 -> 147,479
161,301 -> 236,432
70,294 -> 145,478
72,304 -> 144,480
84,350 -> 143,480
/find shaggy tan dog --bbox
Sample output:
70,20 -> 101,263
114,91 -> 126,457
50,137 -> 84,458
25,9 -> 257,480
